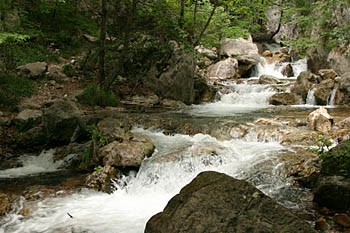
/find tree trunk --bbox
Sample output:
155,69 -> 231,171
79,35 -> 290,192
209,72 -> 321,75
98,0 -> 107,87
194,5 -> 217,46
179,0 -> 185,29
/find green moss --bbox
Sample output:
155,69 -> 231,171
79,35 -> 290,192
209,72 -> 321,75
320,139 -> 350,178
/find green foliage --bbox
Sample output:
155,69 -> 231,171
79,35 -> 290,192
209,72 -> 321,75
78,84 -> 118,107
282,37 -> 318,56
86,125 -> 109,146
0,32 -> 30,44
0,74 -> 33,110
307,133 -> 332,156
94,165 -> 103,172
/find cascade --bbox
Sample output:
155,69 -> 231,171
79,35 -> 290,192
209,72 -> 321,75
0,48 -> 310,233
328,84 -> 338,106
306,85 -> 317,105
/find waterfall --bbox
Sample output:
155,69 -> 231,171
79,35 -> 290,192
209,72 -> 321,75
305,86 -> 316,105
253,57 -> 307,79
328,85 -> 338,106
188,82 -> 276,117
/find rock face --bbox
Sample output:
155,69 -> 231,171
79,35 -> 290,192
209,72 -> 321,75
269,93 -> 300,105
207,58 -> 238,80
42,99 -> 81,145
17,62 -> 48,79
307,107 -> 333,132
145,171 -> 317,233
337,72 -> 350,104
147,41 -> 195,104
327,45 -> 350,75
314,79 -> 335,105
292,71 -> 321,101
98,134 -> 155,168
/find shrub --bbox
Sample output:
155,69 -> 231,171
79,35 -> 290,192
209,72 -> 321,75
0,74 -> 33,110
78,84 -> 118,107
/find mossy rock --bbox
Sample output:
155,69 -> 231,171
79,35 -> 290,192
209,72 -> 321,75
321,139 -> 350,178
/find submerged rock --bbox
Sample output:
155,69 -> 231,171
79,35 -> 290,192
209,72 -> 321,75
145,171 -> 317,233
269,93 -> 300,105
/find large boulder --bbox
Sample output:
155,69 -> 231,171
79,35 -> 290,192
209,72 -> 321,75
146,41 -> 195,104
195,45 -> 218,60
42,99 -> 82,146
17,62 -> 48,79
314,176 -> 350,211
327,45 -> 350,76
207,58 -> 238,80
98,134 -> 155,168
145,171 -> 317,233
314,79 -> 335,105
219,38 -> 260,75
307,107 -> 333,132
269,93 -> 300,105
14,109 -> 42,130
336,72 -> 350,104
292,71 -> 321,101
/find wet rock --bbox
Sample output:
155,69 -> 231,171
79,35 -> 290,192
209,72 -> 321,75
85,165 -> 120,193
269,93 -> 300,105
334,213 -> 350,228
0,192 -> 12,215
282,64 -> 294,77
262,50 -> 273,57
145,171 -> 317,233
318,69 -> 337,80
314,176 -> 350,211
16,126 -> 47,150
99,134 -> 155,168
307,107 -> 333,132
17,62 -> 48,79
207,58 -> 238,80
315,217 -> 329,231
292,71 -> 321,100
258,74 -> 279,84
42,99 -> 82,146
161,99 -> 187,109
314,79 -> 335,105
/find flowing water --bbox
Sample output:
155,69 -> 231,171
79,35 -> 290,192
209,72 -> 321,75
0,56 -> 310,233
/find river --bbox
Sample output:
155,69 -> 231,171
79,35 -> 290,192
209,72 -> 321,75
0,56 -> 325,233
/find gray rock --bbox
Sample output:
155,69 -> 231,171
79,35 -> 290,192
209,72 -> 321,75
259,74 -> 280,84
17,62 -> 48,79
318,69 -> 338,80
42,100 -> 81,145
14,109 -> 42,128
207,58 -> 238,80
314,79 -> 335,105
145,171 -> 317,233
219,38 -> 259,59
307,107 -> 333,132
282,64 -> 294,77
292,71 -> 321,100
195,45 -> 218,60
269,93 -> 300,105
314,176 -> 350,211
327,45 -> 350,76
99,134 -> 155,168
85,165 -> 120,193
